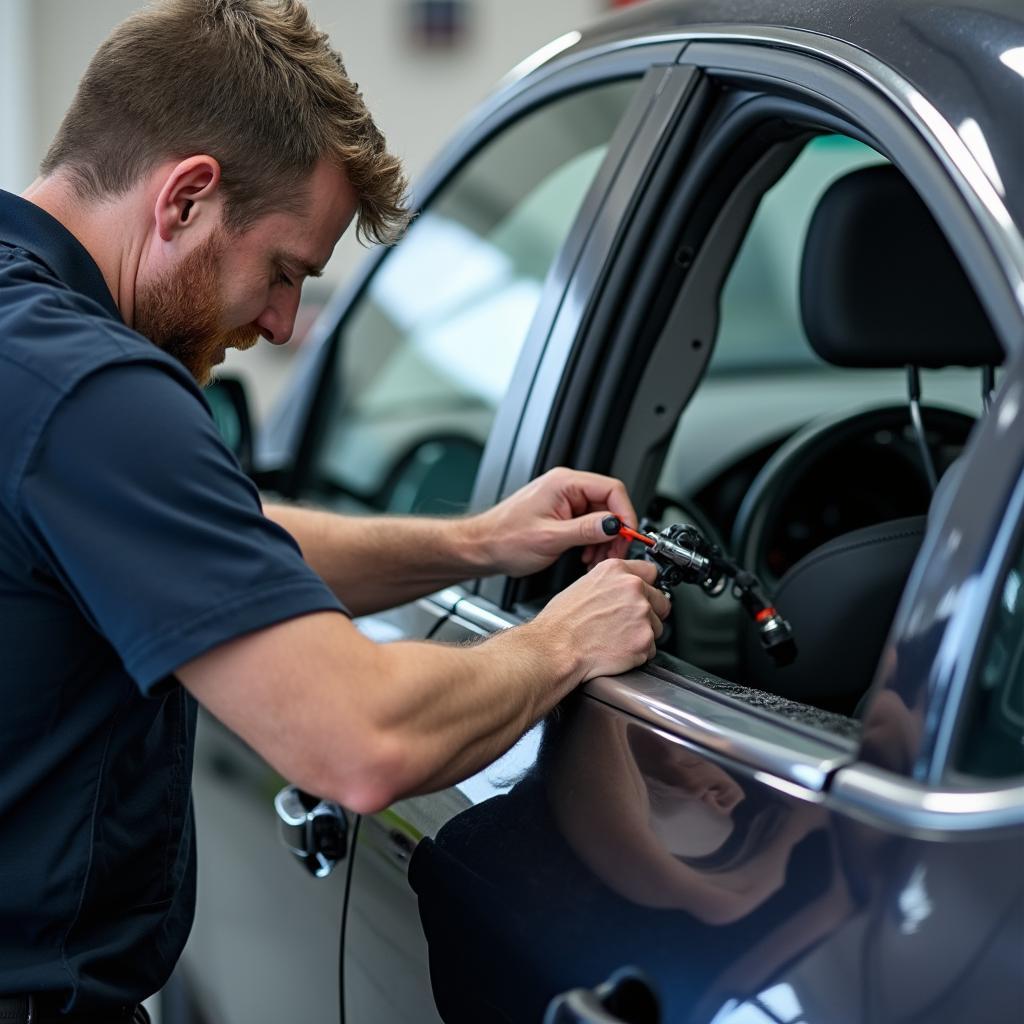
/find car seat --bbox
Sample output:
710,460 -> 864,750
738,164 -> 1002,715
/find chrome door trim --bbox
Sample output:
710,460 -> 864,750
454,597 -> 1024,836
513,24 -> 1024,323
451,596 -> 515,634
830,762 -> 1024,836
455,598 -> 848,792
430,587 -> 468,614
585,672 -> 850,793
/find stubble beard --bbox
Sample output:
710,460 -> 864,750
135,230 -> 260,387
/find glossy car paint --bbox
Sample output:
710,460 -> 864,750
181,2 -> 1024,1022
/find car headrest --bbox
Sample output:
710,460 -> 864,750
800,165 -> 1003,368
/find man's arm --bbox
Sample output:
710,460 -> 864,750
265,467 -> 641,616
177,558 -> 669,813
263,503 -> 492,616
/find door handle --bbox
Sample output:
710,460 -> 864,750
544,968 -> 661,1024
274,784 -> 349,879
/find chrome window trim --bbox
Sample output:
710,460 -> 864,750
450,596 -> 515,634
454,600 -> 1024,832
430,587 -> 469,614
830,762 -> 1024,836
585,672 -> 850,793
455,598 -> 848,793
492,24 -> 1024,330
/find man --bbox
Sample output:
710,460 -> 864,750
0,1 -> 668,1019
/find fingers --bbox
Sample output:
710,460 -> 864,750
642,581 -> 672,621
543,467 -> 639,534
618,558 -> 659,585
582,537 -> 630,567
649,608 -> 665,640
554,468 -> 639,526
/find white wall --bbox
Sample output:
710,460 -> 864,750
0,0 -> 33,193
1,0 -> 607,415
11,0 -> 602,218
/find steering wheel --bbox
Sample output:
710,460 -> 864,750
732,404 -> 975,588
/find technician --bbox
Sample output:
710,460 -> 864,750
0,1 -> 668,1020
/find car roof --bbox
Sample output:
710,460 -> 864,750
541,0 -> 1024,237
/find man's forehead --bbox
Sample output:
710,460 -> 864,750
251,161 -> 357,271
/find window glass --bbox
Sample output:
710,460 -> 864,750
957,531 -> 1024,778
311,80 -> 637,515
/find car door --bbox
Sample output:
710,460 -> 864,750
341,30 -> 1023,1024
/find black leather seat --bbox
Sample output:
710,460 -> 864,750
742,516 -> 925,715
739,164 -> 1002,714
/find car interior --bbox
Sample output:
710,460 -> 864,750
480,78 -> 1008,739
630,133 -> 1003,724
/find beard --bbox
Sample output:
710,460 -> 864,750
135,230 -> 260,387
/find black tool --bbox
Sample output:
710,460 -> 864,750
602,515 -> 797,667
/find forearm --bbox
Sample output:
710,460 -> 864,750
265,503 -> 497,615
370,621 -> 582,800
178,610 -> 583,814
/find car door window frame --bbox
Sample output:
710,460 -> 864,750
941,454 -> 1024,784
473,36 -> 1024,829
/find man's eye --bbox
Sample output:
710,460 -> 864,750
276,270 -> 294,288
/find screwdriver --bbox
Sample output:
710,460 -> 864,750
601,515 -> 654,547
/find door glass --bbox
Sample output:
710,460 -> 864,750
956,523 -> 1024,779
311,80 -> 637,516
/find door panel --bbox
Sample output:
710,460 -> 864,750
403,681 -> 1024,1023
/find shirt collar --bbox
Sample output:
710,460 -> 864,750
0,189 -> 122,322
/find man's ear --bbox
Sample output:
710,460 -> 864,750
154,156 -> 223,242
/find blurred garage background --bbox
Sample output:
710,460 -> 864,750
0,0 -> 645,422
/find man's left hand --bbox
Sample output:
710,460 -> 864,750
473,467 -> 639,578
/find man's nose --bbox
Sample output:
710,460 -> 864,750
256,292 -> 301,345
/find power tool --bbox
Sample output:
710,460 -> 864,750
602,515 -> 797,667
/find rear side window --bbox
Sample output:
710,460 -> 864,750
310,79 -> 637,516
956,528 -> 1024,779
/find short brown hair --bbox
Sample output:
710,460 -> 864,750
42,0 -> 409,245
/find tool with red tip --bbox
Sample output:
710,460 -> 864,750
602,515 -> 654,547
600,514 -> 796,666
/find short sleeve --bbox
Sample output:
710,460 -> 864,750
17,362 -> 345,694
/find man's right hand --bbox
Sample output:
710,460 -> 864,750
533,559 -> 671,683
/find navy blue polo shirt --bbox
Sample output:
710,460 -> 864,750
0,190 -> 345,1010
